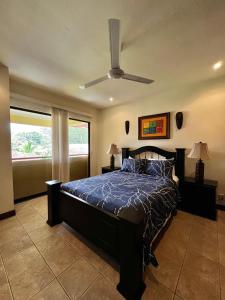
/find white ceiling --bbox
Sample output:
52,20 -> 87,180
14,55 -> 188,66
0,0 -> 225,108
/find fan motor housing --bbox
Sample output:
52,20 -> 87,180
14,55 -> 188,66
108,68 -> 124,79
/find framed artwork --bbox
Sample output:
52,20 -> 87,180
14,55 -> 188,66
138,112 -> 170,140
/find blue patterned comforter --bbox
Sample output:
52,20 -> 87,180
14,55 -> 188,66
61,171 -> 178,265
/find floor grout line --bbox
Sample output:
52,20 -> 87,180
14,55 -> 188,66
29,277 -> 56,299
0,254 -> 15,300
172,217 -> 193,299
55,276 -> 73,300
15,199 -> 116,299
0,215 -> 34,300
54,257 -> 102,300
3,200 -> 224,300
16,197 -> 47,221
76,274 -> 102,300
13,201 -> 58,299
55,256 -> 82,278
16,200 -> 74,300
174,213 -> 222,300
20,199 -> 97,299
16,211 -> 54,273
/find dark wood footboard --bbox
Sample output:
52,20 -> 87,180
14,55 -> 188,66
117,218 -> 146,299
46,180 -> 146,299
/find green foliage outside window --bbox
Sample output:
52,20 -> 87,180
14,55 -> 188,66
11,125 -> 52,159
11,122 -> 89,159
69,127 -> 88,144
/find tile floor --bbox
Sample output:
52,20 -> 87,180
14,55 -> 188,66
0,196 -> 225,299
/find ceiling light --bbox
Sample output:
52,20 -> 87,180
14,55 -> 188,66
212,61 -> 223,70
79,85 -> 85,89
109,97 -> 114,102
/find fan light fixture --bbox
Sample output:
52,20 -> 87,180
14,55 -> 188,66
79,19 -> 154,89
212,61 -> 223,70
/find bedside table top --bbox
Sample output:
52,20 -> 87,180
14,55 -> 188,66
184,177 -> 218,188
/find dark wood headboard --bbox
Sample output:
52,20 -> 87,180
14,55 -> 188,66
122,146 -> 185,182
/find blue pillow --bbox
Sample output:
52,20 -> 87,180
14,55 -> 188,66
121,158 -> 146,174
145,159 -> 174,178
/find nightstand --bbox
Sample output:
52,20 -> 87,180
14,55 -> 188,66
102,166 -> 121,174
179,177 -> 217,220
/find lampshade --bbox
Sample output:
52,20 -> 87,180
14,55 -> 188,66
107,144 -> 120,155
188,142 -> 210,160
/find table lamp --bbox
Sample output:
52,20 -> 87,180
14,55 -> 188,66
188,142 -> 210,183
107,144 -> 120,169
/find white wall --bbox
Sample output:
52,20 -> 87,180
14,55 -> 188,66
0,65 -> 14,214
98,76 -> 225,195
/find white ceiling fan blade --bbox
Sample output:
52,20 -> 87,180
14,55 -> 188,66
122,73 -> 154,84
79,75 -> 109,89
109,19 -> 120,69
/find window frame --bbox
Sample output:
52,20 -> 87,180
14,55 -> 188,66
69,117 -> 90,177
10,106 -> 52,161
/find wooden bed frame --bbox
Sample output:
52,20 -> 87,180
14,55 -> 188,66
46,146 -> 185,300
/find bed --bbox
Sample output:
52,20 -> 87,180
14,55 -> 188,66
46,146 -> 185,300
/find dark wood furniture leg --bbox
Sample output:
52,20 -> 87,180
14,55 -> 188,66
117,220 -> 146,300
46,180 -> 62,226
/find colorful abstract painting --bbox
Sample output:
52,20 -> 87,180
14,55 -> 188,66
138,113 -> 170,139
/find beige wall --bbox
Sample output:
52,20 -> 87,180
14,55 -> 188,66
3,72 -> 224,206
10,77 -> 97,117
13,159 -> 52,200
13,156 -> 88,200
70,156 -> 88,181
10,77 -> 99,176
98,76 -> 225,195
8,78 -> 96,202
0,65 -> 14,214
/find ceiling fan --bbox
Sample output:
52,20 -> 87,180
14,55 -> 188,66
79,19 -> 154,89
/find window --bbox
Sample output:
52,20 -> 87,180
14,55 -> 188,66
69,119 -> 89,156
10,108 -> 52,160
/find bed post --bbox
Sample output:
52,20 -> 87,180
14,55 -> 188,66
117,219 -> 146,300
122,147 -> 129,161
46,180 -> 62,226
175,148 -> 185,183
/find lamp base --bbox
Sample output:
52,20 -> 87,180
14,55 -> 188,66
195,159 -> 204,184
110,155 -> 115,169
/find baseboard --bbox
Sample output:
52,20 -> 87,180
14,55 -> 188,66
14,192 -> 47,204
0,209 -> 16,220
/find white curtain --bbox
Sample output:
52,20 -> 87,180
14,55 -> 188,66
52,107 -> 70,182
